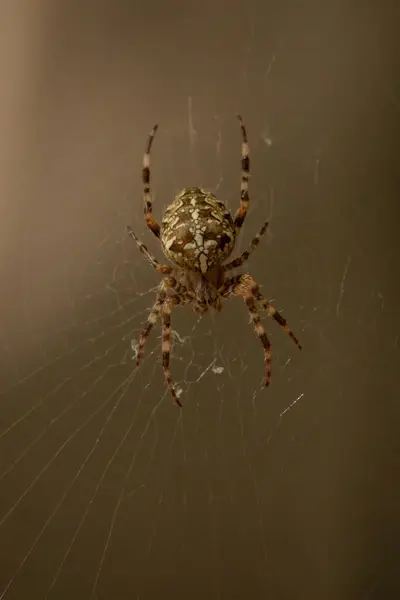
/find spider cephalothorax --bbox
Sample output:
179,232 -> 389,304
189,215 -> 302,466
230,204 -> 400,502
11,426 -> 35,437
127,115 -> 302,406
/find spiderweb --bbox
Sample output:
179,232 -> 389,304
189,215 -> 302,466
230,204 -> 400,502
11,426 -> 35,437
2,3 -> 397,599
0,88 -> 310,598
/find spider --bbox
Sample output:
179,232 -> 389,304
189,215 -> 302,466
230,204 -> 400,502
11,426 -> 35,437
128,115 -> 302,407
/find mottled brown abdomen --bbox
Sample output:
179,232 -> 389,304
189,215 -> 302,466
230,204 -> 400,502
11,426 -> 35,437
161,187 -> 236,273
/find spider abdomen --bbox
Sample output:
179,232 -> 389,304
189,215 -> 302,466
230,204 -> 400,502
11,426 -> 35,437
161,187 -> 236,273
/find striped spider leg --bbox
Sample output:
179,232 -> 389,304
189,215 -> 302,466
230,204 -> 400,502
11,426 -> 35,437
135,277 -> 190,408
223,220 -> 269,272
128,226 -> 192,407
233,114 -> 250,232
127,226 -> 172,274
219,274 -> 302,387
142,124 -> 161,239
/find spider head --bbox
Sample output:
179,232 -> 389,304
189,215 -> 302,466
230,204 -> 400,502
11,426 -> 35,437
180,267 -> 224,313
161,187 -> 236,273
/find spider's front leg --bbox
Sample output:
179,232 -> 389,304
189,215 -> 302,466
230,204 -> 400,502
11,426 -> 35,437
135,276 -> 188,369
220,274 -> 272,386
135,286 -> 166,369
135,276 -> 191,407
219,274 -> 301,387
161,296 -> 183,407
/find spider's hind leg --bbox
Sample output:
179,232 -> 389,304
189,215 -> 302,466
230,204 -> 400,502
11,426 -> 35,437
143,124 -> 162,238
127,226 -> 172,274
223,220 -> 268,272
233,114 -> 250,233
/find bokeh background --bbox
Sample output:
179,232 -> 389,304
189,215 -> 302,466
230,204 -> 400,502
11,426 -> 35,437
0,1 -> 399,599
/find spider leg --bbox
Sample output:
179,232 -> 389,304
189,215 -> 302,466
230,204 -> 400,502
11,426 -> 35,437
135,289 -> 166,368
143,124 -> 162,238
127,226 -> 172,274
220,273 -> 302,386
220,273 -> 272,386
254,290 -> 302,350
223,220 -> 268,272
221,274 -> 302,350
161,297 -> 182,407
136,276 -> 190,368
233,114 -> 250,233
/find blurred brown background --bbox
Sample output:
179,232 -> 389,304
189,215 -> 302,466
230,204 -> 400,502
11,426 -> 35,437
0,1 -> 399,599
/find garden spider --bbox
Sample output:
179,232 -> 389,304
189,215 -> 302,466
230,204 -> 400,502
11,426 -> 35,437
128,115 -> 302,407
